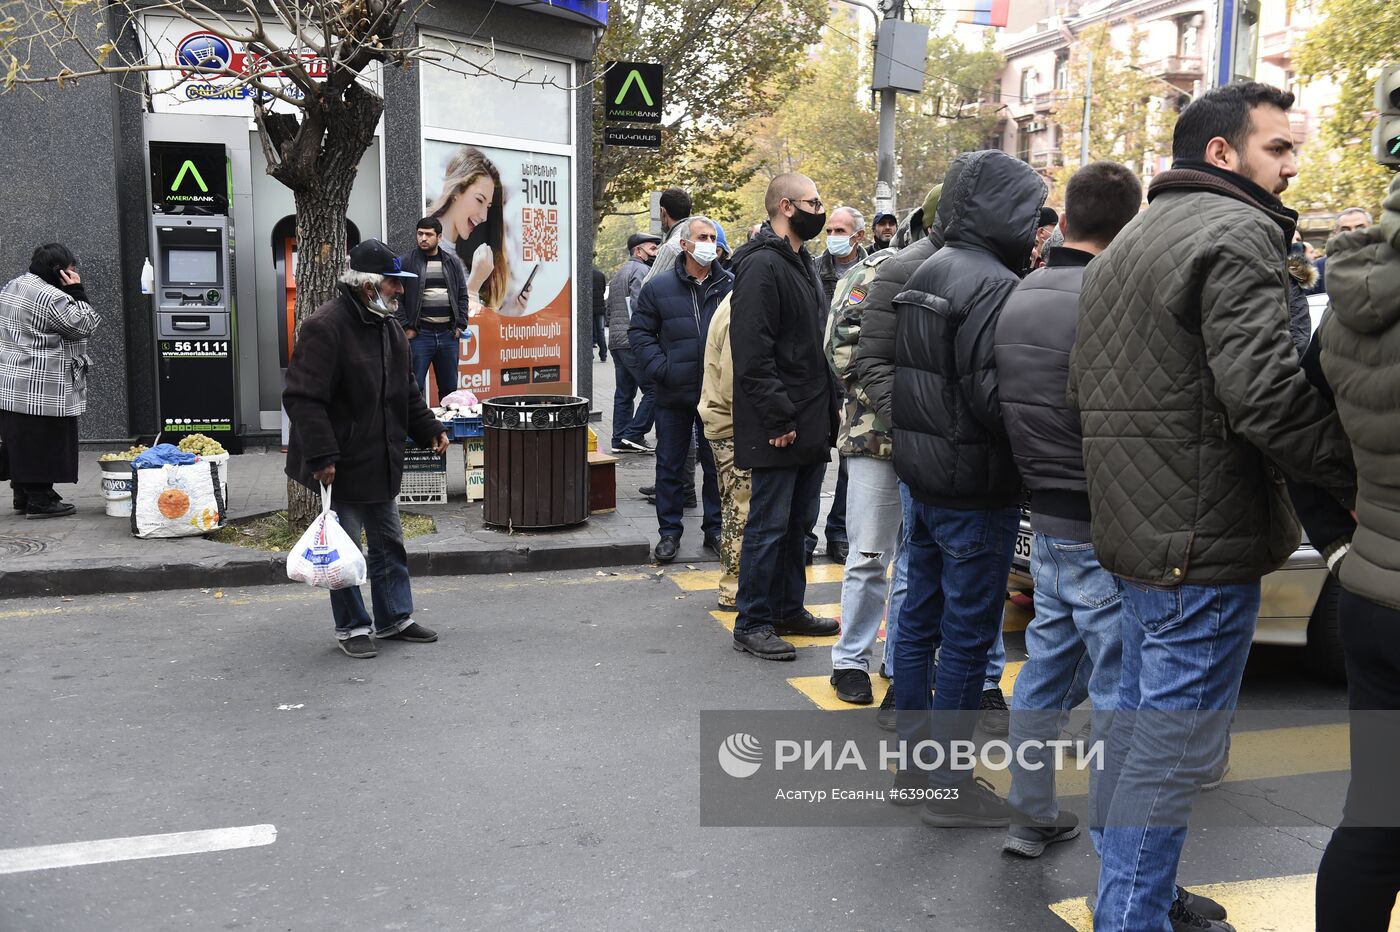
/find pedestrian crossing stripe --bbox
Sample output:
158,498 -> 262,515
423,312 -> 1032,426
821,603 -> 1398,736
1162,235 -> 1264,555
787,662 -> 1026,710
1048,873 -> 1400,931
670,563 -> 847,591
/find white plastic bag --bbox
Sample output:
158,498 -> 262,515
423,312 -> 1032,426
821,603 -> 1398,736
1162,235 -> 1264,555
131,461 -> 224,539
286,484 -> 368,590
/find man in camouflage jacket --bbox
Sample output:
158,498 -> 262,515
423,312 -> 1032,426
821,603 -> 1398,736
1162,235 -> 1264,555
823,246 -> 907,707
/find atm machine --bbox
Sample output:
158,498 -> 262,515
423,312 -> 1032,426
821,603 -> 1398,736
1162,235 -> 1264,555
148,142 -> 243,451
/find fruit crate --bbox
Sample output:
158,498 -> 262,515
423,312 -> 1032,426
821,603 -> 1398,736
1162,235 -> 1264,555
398,446 -> 447,505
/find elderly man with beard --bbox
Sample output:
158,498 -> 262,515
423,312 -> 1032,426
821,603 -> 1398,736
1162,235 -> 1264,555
284,239 -> 449,660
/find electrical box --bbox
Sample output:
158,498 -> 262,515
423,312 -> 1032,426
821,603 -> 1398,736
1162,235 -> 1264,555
872,20 -> 929,94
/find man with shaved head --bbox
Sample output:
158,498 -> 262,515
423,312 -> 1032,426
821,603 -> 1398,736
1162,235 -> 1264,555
726,172 -> 840,661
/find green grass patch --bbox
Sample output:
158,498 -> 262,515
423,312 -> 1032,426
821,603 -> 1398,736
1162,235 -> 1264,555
207,510 -> 436,552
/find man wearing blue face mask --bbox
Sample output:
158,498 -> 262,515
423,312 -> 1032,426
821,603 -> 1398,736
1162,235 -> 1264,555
629,216 -> 733,563
810,206 -> 867,566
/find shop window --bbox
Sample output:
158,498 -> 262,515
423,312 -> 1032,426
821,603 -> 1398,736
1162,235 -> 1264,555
420,36 -> 572,145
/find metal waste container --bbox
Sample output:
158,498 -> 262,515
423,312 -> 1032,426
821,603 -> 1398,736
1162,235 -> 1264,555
482,395 -> 590,529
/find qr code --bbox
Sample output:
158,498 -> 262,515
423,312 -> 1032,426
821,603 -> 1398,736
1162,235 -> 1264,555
522,208 -> 559,263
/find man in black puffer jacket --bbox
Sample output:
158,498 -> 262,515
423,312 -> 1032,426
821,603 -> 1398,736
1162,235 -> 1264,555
629,217 -> 732,563
887,149 -> 1045,826
728,172 -> 841,661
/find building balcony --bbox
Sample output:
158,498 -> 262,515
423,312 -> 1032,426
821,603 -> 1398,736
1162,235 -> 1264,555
1261,27 -> 1304,65
1029,149 -> 1062,171
1139,55 -> 1204,81
1033,91 -> 1058,112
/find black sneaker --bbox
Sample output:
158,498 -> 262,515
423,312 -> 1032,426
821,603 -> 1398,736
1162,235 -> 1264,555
1169,894 -> 1235,931
888,767 -> 929,806
376,621 -> 438,642
718,600 -> 736,612
27,500 -> 76,519
654,536 -> 679,563
878,662 -> 891,680
831,668 -> 873,705
616,437 -> 654,455
1002,812 -> 1081,858
732,626 -> 796,661
1175,886 -> 1228,922
702,533 -> 721,555
338,634 -> 378,658
920,776 -> 1020,828
876,686 -> 898,731
979,686 -> 1010,736
772,610 -> 839,638
12,490 -> 26,512
639,485 -> 656,497
826,539 -> 849,564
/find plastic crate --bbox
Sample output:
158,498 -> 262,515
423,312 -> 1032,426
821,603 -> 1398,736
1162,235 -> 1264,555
398,469 -> 448,505
403,447 -> 447,472
448,416 -> 484,439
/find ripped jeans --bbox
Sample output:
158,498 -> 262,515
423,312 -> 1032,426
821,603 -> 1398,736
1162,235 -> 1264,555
832,455 -> 904,673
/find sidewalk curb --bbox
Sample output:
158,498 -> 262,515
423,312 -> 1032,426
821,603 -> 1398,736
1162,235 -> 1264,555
0,539 -> 654,600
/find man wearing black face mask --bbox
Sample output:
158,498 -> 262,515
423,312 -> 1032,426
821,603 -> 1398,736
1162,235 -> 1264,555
727,172 -> 841,660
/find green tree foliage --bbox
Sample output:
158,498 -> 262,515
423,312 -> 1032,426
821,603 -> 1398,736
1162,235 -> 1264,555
591,0 -> 829,227
1289,0 -> 1399,218
739,11 -> 1003,224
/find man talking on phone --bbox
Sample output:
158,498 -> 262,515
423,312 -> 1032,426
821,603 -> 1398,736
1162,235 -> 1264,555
285,240 -> 449,659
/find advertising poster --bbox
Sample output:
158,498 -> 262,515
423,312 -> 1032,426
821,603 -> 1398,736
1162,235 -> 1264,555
422,140 -> 573,400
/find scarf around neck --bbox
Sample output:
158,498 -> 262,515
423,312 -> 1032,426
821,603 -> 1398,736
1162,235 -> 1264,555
1148,159 -> 1299,243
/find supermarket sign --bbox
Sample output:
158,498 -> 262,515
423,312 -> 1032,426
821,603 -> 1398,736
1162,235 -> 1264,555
140,14 -> 378,115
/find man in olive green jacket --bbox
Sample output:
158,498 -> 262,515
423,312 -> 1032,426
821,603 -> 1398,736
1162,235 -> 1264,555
1314,171 -> 1400,932
1069,83 -> 1356,932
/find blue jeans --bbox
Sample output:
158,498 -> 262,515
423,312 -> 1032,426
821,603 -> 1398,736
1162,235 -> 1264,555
1093,580 -> 1260,932
592,314 -> 607,359
610,348 -> 654,446
893,502 -> 1018,787
1008,532 -> 1124,828
654,406 -> 719,540
409,328 -> 459,399
736,462 -> 824,634
327,499 -> 416,639
883,482 -> 915,677
805,456 -> 849,556
832,456 -> 902,673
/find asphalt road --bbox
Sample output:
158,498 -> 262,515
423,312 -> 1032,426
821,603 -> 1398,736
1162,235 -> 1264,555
0,566 -> 1351,931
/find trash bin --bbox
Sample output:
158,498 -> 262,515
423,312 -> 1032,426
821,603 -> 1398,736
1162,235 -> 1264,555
482,395 -> 590,529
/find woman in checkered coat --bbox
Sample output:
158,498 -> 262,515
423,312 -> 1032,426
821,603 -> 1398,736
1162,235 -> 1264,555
0,244 -> 100,518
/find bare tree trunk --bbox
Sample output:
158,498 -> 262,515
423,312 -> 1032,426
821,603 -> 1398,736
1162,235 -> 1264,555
285,167 -> 360,530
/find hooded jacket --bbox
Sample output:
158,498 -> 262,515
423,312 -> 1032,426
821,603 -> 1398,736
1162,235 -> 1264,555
1318,174 -> 1400,610
1070,164 -> 1355,586
628,252 -> 733,410
993,246 -> 1096,540
891,149 -> 1045,508
728,221 -> 837,470
284,286 -> 444,503
607,256 -> 650,353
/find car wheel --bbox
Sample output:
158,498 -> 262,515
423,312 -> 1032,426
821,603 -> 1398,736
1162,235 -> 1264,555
1306,576 -> 1347,685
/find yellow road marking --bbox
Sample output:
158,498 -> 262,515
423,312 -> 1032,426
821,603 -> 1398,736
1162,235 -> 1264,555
788,661 -> 1026,711
671,563 -> 845,592
710,606 -> 841,648
973,722 -> 1350,798
1049,873 -> 1400,931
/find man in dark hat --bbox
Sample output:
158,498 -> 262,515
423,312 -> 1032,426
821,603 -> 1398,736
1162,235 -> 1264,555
1032,206 -> 1060,268
284,239 -> 449,660
871,210 -> 898,252
608,232 -> 663,455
